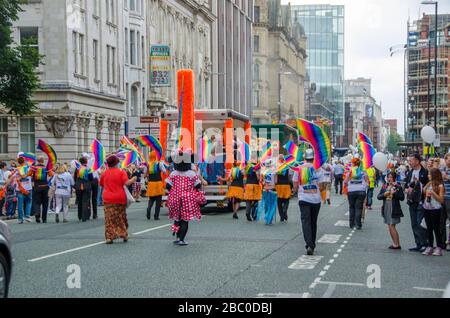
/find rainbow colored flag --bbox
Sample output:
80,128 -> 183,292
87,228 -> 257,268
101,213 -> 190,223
37,140 -> 57,171
296,119 -> 331,169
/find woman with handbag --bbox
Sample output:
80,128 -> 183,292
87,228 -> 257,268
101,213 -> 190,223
99,155 -> 137,244
166,150 -> 204,246
377,171 -> 405,250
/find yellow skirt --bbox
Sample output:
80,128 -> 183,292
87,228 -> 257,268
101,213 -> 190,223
226,186 -> 244,200
146,181 -> 165,197
276,185 -> 292,199
244,184 -> 262,201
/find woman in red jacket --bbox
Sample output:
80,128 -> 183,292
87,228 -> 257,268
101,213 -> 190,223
100,155 -> 136,244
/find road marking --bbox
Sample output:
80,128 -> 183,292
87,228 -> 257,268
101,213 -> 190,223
333,254 -> 339,258
319,271 -> 326,276
337,249 -> 342,253
256,293 -> 311,298
318,234 -> 341,244
288,255 -> 324,270
340,244 -> 345,248
309,277 -> 322,289
318,280 -> 365,287
349,233 -> 353,237
328,259 -> 335,264
343,240 -> 348,244
323,265 -> 330,270
132,223 -> 172,235
413,287 -> 445,292
322,283 -> 337,298
334,220 -> 349,227
28,224 -> 172,262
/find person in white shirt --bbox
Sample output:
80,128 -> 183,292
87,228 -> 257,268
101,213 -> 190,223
292,149 -> 324,256
52,164 -> 75,223
344,157 -> 369,230
0,162 -> 11,216
319,163 -> 333,205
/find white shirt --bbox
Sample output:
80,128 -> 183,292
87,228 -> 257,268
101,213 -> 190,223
52,172 -> 74,196
0,170 -> 11,186
347,169 -> 368,193
293,165 -> 323,204
411,168 -> 420,182
320,164 -> 332,183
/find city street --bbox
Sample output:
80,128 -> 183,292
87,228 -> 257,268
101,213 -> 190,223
6,192 -> 450,298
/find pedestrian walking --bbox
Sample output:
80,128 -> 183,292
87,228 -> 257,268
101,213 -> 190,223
404,153 -> 429,252
15,157 -> 33,224
219,162 -> 244,219
0,162 -> 11,217
244,162 -> 262,222
333,161 -> 344,195
166,150 -> 205,246
293,149 -> 323,256
377,171 -> 404,250
100,155 -> 137,244
132,164 -> 144,202
145,151 -> 167,220
276,155 -> 292,223
52,164 -> 74,223
74,157 -> 93,222
422,168 -> 446,256
30,156 -> 53,223
344,157 -> 368,230
443,153 -> 450,251
4,174 -> 17,220
257,160 -> 277,225
319,162 -> 333,205
366,166 -> 376,210
91,170 -> 99,220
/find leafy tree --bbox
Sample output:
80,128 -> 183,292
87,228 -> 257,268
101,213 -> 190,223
387,132 -> 403,154
0,0 -> 42,116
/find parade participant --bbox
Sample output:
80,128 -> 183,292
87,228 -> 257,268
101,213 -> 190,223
132,164 -> 144,202
243,161 -> 262,222
52,164 -> 74,223
333,160 -> 344,195
443,153 -> 450,251
91,170 -> 99,220
218,161 -> 244,219
422,168 -> 446,256
74,156 -> 93,222
146,151 -> 167,221
166,150 -> 205,246
366,166 -> 376,210
276,155 -> 292,222
404,153 -> 429,252
100,154 -> 137,244
344,157 -> 369,230
15,157 -> 33,224
257,160 -> 277,225
293,149 -> 323,256
377,171 -> 404,250
29,156 -> 53,223
319,162 -> 333,205
0,162 -> 11,217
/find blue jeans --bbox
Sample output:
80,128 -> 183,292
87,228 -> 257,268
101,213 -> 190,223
256,190 -> 277,224
366,188 -> 374,207
18,192 -> 32,221
97,186 -> 103,205
409,204 -> 428,248
6,200 -> 16,217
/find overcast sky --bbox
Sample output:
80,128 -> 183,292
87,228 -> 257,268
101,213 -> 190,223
281,0 -> 450,136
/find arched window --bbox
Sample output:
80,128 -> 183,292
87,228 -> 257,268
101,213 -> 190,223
130,85 -> 139,116
253,63 -> 260,81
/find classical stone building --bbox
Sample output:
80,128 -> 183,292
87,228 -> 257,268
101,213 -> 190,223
252,0 -> 307,124
146,0 -> 214,115
3,0 -> 147,161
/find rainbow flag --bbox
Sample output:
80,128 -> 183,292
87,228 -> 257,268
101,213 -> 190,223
90,139 -> 105,172
357,132 -> 373,146
17,165 -> 29,178
358,141 -> 376,170
198,136 -> 212,163
121,150 -> 138,168
284,141 -> 303,162
33,166 -> 47,181
120,136 -> 145,162
136,135 -> 163,161
259,142 -> 272,164
239,140 -> 250,164
231,167 -> 241,180
147,161 -> 160,174
296,119 -> 331,169
37,140 -> 57,171
289,166 -> 315,185
19,152 -> 36,165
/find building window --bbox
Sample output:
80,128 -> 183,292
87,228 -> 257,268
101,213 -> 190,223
106,0 -> 115,24
141,35 -> 145,69
130,85 -> 138,116
142,87 -> 146,114
130,0 -> 136,11
254,6 -> 260,23
107,45 -> 115,84
125,28 -> 129,64
93,0 -> 99,16
93,39 -> 99,81
19,27 -> 39,67
254,35 -> 259,53
130,30 -> 136,65
72,32 -> 78,74
254,91 -> 260,108
0,119 -> 7,154
253,63 -> 260,81
78,34 -> 84,75
72,32 -> 84,75
137,31 -> 141,67
20,118 -> 35,153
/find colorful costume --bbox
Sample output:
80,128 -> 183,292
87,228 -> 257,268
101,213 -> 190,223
226,167 -> 244,201
276,169 -> 291,222
146,159 -> 167,220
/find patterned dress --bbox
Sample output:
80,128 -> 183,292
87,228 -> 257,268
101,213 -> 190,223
167,170 -> 203,221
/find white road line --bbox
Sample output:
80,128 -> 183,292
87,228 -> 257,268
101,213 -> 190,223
319,271 -> 326,276
324,265 -> 330,270
322,283 -> 337,298
28,224 -> 171,262
318,280 -> 365,287
344,240 -> 348,243
340,244 -> 345,248
132,223 -> 172,235
413,287 -> 445,292
288,255 -> 324,270
337,249 -> 342,253
328,259 -> 335,264
333,254 -> 339,258
318,234 -> 341,244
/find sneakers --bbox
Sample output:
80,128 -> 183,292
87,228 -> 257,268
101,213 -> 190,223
176,241 -> 188,246
246,214 -> 252,222
432,247 -> 443,256
306,247 -> 314,255
173,240 -> 180,244
55,214 -> 60,223
327,199 -> 331,205
446,244 -> 450,252
422,247 -> 433,256
25,217 -> 32,223
409,246 -> 422,252
232,213 -> 238,220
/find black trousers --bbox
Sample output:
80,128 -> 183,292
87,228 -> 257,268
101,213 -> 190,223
299,201 -> 321,249
335,175 -> 343,194
76,189 -> 92,221
246,201 -> 258,220
175,220 -> 189,241
0,198 -> 5,216
424,209 -> 445,249
91,180 -> 98,219
277,198 -> 289,221
147,196 -> 162,219
348,191 -> 366,228
33,186 -> 49,222
439,203 -> 448,245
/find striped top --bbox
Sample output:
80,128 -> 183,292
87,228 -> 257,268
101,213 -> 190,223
444,168 -> 450,201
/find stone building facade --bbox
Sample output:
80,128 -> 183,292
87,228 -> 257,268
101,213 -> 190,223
3,0 -> 147,161
252,0 -> 307,124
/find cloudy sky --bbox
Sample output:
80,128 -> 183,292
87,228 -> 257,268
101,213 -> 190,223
281,0 -> 450,136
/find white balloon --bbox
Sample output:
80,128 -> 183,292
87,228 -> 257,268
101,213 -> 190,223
373,152 -> 388,172
420,126 -> 436,144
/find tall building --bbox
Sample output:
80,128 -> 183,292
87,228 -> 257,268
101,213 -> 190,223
211,0 -> 253,117
406,13 -> 450,150
344,78 -> 383,150
3,0 -> 147,161
384,119 -> 398,135
252,0 -> 307,124
291,4 -> 345,144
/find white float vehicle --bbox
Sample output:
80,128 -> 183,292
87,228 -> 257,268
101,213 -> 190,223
160,109 -> 250,210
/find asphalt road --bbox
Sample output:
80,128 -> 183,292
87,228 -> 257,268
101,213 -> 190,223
5,190 -> 450,298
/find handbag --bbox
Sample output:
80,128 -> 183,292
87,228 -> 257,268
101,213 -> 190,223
124,185 -> 135,208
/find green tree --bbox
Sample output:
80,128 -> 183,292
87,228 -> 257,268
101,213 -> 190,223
0,0 -> 42,116
387,132 -> 403,154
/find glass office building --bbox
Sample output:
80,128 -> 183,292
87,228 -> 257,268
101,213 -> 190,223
291,5 -> 345,136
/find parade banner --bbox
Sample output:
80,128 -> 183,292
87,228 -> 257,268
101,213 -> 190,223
150,45 -> 171,87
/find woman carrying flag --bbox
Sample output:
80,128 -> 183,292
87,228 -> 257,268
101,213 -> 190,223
145,151 -> 167,221
218,161 -> 244,219
74,157 -> 94,222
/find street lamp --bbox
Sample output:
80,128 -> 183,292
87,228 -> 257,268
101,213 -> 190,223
278,71 -> 292,123
421,0 -> 438,134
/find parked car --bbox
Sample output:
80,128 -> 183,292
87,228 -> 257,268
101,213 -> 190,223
0,220 -> 12,298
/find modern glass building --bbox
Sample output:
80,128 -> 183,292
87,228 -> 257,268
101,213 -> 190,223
291,5 -> 345,137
